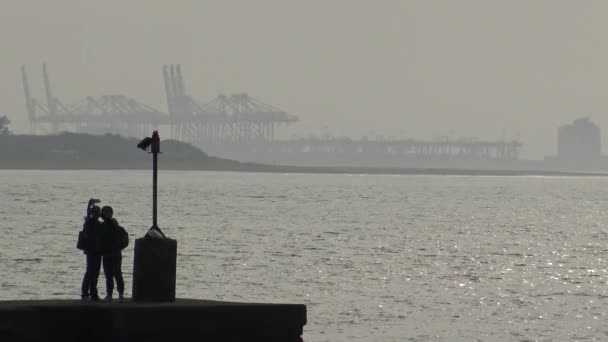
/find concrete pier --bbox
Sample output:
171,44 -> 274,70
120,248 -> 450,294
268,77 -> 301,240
0,298 -> 306,342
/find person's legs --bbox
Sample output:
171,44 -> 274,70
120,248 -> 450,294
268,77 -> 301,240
81,255 -> 90,298
87,254 -> 102,300
102,256 -> 115,298
114,253 -> 125,297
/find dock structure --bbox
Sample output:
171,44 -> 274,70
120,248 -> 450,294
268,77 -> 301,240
0,299 -> 307,342
263,136 -> 521,160
20,64 -> 523,162
20,64 -> 298,143
163,64 -> 298,144
21,65 -> 166,137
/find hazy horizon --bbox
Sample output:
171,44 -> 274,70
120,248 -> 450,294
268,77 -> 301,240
2,0 -> 608,159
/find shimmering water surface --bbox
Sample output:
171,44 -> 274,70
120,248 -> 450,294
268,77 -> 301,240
2,171 -> 608,341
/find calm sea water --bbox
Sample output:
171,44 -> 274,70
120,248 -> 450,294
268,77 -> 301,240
1,170 -> 608,341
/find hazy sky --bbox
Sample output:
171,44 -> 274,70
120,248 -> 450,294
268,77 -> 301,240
2,0 -> 607,159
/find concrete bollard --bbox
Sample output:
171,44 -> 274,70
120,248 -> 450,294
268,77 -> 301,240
132,238 -> 177,302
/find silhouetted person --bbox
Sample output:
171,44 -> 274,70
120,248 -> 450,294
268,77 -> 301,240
100,206 -> 128,301
77,205 -> 103,301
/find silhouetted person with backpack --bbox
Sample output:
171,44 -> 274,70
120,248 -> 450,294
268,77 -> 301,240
77,202 -> 103,301
100,206 -> 128,301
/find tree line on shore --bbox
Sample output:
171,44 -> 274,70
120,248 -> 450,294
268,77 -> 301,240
0,131 -> 253,170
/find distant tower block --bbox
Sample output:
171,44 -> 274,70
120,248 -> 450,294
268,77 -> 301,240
557,117 -> 601,164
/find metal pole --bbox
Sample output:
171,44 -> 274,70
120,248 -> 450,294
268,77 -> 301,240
149,130 -> 164,237
153,150 -> 158,229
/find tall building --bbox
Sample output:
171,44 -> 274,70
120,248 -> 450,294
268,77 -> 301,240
557,117 -> 601,164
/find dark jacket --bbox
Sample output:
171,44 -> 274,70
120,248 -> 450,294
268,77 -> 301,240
77,218 -> 103,255
99,219 -> 129,256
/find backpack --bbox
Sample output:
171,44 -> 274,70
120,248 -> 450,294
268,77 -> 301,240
117,226 -> 129,250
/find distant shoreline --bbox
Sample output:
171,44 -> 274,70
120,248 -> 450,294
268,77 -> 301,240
1,163 -> 607,177
1,133 -> 607,177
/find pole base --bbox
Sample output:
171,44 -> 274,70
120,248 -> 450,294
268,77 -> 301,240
132,238 -> 177,302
